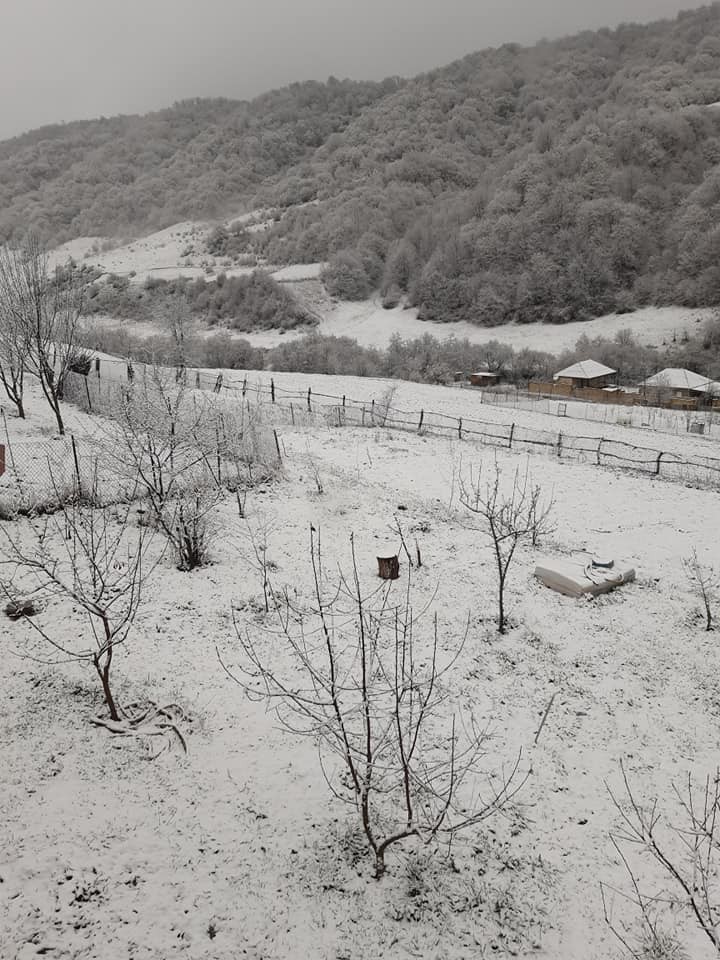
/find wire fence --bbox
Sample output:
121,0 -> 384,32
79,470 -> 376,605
463,385 -> 720,439
3,358 -> 720,516
83,360 -> 718,488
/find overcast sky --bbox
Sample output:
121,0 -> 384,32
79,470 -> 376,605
0,0 -> 696,139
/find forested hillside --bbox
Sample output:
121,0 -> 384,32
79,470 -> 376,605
5,5 -> 720,326
255,3 -> 720,323
0,78 -> 399,243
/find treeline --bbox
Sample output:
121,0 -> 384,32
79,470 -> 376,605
79,314 -> 720,386
0,78 -> 400,243
82,270 -> 314,332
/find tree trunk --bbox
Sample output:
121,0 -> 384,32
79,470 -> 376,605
94,651 -> 119,721
377,555 -> 400,580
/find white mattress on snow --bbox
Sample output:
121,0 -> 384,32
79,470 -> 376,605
534,558 -> 636,598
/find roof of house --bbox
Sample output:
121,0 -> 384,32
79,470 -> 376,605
553,359 -> 617,381
697,379 -> 720,395
641,368 -> 711,391
471,370 -> 498,377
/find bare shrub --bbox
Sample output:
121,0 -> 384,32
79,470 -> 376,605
92,369 -> 278,569
220,529 -> 526,878
171,488 -> 216,571
683,549 -> 717,632
305,443 -> 324,495
602,762 -> 720,957
460,460 -> 554,633
373,384 -> 398,427
241,514 -> 276,614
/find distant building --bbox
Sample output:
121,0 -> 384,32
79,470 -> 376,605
553,360 -> 617,389
640,368 -> 712,399
468,370 -> 499,388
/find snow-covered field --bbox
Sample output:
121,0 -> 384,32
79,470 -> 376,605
259,298 -> 714,353
1,376 -> 719,959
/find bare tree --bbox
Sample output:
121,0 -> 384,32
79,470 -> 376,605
220,529 -> 526,878
161,290 -> 195,368
602,762 -> 720,957
0,298 -> 28,418
0,470 -> 154,724
684,550 -> 717,632
0,237 -> 85,435
460,461 -> 554,633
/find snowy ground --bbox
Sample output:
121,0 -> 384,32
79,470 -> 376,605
1,377 -> 719,959
241,298 -> 714,353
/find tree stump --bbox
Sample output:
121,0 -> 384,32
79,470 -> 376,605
377,555 -> 400,580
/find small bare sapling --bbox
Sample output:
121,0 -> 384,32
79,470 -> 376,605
220,529 -> 526,878
683,550 -> 717,632
0,485 -> 150,725
460,461 -> 554,633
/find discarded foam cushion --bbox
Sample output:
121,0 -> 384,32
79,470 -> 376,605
534,557 -> 635,598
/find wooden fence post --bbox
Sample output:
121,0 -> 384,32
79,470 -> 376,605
655,451 -> 664,475
70,435 -> 82,491
84,378 -> 92,412
290,402 -> 295,426
418,409 -> 424,432
508,423 -> 515,448
271,379 -> 275,403
597,438 -> 604,465
273,429 -> 282,462
371,398 -> 375,422
458,417 -> 463,440
307,387 -> 312,412
242,376 -> 247,397
342,395 -> 346,408
557,432 -> 562,457
95,357 -> 101,377
195,370 -> 200,389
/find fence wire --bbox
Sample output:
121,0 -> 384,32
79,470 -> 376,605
3,360 -> 720,517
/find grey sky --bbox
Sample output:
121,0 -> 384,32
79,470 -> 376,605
0,0 -> 695,140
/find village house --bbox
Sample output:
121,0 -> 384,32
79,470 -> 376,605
552,359 -> 617,390
640,368 -> 713,400
468,370 -> 500,388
